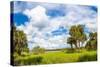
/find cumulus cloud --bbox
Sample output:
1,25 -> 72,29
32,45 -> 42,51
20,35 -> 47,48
15,2 -> 97,50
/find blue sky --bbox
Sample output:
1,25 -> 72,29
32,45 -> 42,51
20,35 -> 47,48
11,1 -> 97,50
51,26 -> 67,36
11,13 -> 29,26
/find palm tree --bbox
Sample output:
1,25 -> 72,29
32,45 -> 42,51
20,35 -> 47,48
68,25 -> 86,49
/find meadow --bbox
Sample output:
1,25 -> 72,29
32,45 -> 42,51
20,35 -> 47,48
11,2 -> 97,66
14,50 -> 97,66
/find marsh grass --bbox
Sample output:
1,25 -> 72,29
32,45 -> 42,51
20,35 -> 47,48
14,50 -> 97,65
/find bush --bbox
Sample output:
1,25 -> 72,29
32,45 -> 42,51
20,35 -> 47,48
65,49 -> 76,53
13,52 -> 19,58
14,56 -> 43,66
85,39 -> 97,50
32,46 -> 45,54
21,52 -> 29,57
78,53 -> 97,62
23,56 -> 43,65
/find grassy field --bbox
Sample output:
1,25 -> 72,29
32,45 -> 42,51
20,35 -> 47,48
14,50 -> 97,65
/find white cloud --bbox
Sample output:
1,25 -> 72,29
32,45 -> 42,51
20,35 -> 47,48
24,6 -> 49,30
16,4 -> 97,50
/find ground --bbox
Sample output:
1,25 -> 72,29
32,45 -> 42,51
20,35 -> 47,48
14,50 -> 97,65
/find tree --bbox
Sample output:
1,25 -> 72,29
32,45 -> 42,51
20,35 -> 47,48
12,25 -> 29,55
68,25 -> 78,48
85,32 -> 97,50
32,46 -> 45,54
67,37 -> 77,49
89,32 -> 97,40
68,25 -> 87,49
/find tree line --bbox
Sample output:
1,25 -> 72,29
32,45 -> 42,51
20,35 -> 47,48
67,24 -> 97,50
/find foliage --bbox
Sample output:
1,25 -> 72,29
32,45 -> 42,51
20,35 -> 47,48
12,25 -> 29,55
67,37 -> 76,49
85,32 -> 97,50
41,50 -> 97,64
14,55 -> 43,65
32,46 -> 45,54
68,25 -> 87,49
21,52 -> 29,57
13,50 -> 97,65
11,24 -> 97,65
78,52 -> 97,62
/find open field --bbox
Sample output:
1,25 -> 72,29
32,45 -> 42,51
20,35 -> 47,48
14,50 -> 97,65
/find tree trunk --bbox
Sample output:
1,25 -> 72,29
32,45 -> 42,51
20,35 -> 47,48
75,43 -> 78,49
79,42 -> 81,49
71,44 -> 73,49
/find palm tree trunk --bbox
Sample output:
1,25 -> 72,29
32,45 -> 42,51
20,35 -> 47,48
71,44 -> 73,49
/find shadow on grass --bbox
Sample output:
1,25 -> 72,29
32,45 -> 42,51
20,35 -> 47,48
14,56 -> 43,66
65,49 -> 82,53
78,53 -> 97,62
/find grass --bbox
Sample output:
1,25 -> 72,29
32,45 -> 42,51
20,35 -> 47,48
14,50 -> 97,65
41,50 -> 97,64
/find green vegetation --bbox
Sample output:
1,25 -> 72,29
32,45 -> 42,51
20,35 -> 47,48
85,32 -> 97,50
32,46 -> 45,54
78,52 -> 97,62
14,55 -> 43,65
11,25 -> 29,65
12,25 -> 29,55
11,24 -> 97,66
13,50 -> 97,65
68,25 -> 87,49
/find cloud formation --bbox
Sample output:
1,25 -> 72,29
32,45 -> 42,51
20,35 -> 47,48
12,2 -> 97,50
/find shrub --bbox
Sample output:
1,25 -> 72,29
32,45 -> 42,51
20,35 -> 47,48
78,53 -> 97,62
21,52 -> 29,57
65,49 -> 76,53
14,56 -> 43,65
13,52 -> 19,58
32,46 -> 45,54
22,56 -> 43,65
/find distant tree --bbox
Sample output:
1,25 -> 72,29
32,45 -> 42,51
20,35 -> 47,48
32,46 -> 45,54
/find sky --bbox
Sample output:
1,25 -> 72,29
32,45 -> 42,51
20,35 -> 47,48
11,1 -> 97,50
